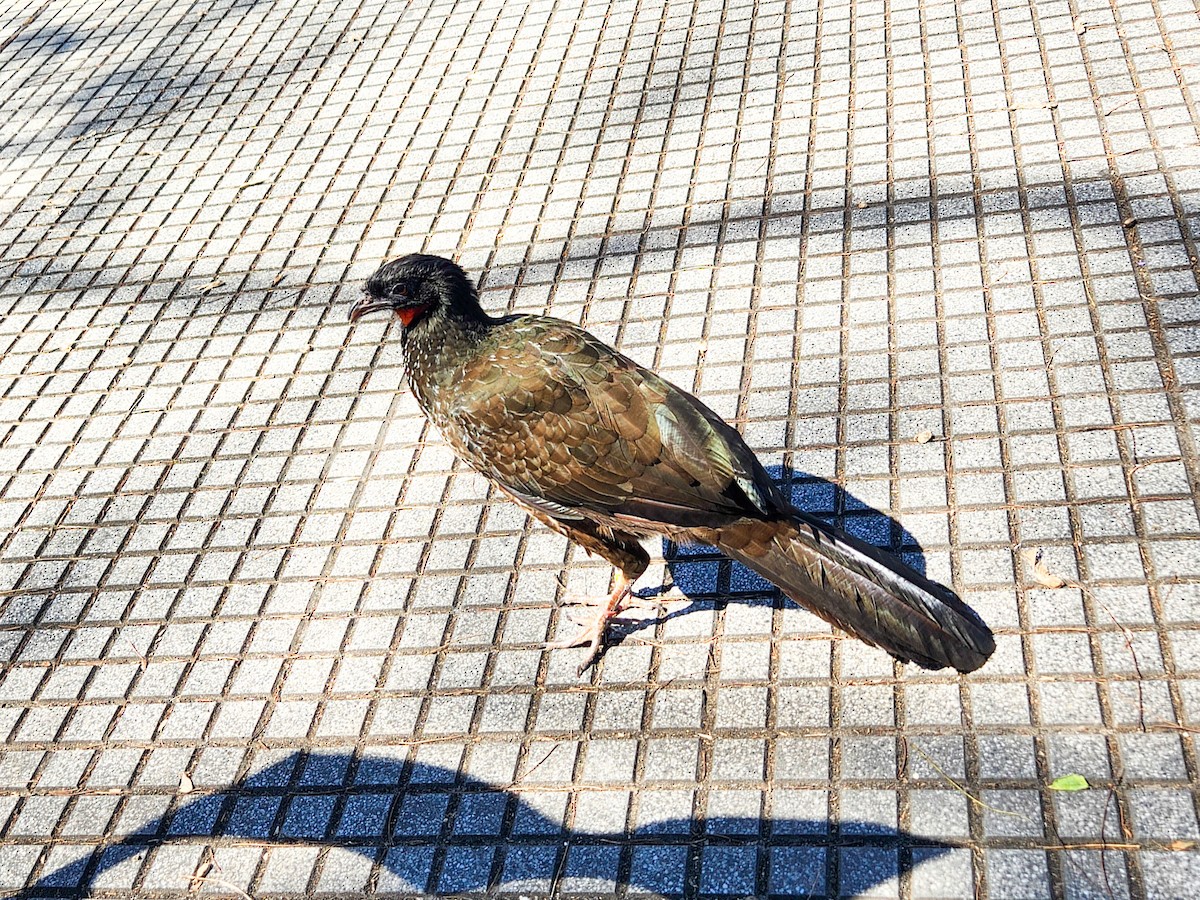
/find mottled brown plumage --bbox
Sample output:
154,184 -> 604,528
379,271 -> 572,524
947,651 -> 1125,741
351,254 -> 995,675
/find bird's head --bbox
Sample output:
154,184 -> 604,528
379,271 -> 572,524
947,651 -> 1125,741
350,254 -> 485,330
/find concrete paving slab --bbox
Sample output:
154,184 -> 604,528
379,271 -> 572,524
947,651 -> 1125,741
1,0 -> 1199,896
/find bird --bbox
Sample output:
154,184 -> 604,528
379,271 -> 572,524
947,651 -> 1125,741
350,253 -> 994,675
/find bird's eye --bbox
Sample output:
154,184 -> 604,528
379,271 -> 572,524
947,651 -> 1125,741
392,284 -> 408,299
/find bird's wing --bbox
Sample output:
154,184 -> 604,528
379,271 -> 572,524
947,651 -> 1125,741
442,317 -> 784,529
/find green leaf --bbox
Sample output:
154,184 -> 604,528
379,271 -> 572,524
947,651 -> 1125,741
1049,774 -> 1090,792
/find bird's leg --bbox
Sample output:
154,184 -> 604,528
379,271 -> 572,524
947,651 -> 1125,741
534,519 -> 650,675
546,571 -> 636,675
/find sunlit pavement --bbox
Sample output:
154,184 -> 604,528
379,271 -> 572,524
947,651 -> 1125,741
1,0 -> 1199,896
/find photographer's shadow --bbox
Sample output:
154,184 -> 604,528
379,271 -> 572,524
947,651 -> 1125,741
15,749 -> 956,897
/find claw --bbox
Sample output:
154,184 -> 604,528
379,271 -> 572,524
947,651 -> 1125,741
545,616 -> 610,675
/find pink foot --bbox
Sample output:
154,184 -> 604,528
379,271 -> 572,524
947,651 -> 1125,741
546,575 -> 635,674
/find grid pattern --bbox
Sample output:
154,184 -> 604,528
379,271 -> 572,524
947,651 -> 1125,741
1,0 -> 1199,896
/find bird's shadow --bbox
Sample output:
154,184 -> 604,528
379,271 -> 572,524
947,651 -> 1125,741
13,749 -> 955,897
611,464 -> 935,638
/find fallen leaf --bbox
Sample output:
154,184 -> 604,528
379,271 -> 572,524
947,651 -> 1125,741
915,430 -> 935,444
1049,773 -> 1090,792
1166,839 -> 1197,851
1034,568 -> 1066,589
1021,548 -> 1067,589
198,279 -> 224,295
179,772 -> 194,794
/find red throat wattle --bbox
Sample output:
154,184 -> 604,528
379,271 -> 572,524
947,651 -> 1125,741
396,306 -> 426,327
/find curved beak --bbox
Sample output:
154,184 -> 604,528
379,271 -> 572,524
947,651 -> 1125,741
349,294 -> 396,323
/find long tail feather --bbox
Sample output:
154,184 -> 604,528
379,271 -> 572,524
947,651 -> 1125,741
714,514 -> 994,672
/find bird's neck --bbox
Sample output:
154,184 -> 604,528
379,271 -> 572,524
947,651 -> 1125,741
401,308 -> 492,353
401,311 -> 493,412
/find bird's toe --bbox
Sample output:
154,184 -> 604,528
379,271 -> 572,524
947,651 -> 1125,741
545,615 -> 610,674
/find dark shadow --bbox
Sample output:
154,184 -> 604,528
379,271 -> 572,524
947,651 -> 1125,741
10,750 -> 954,897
